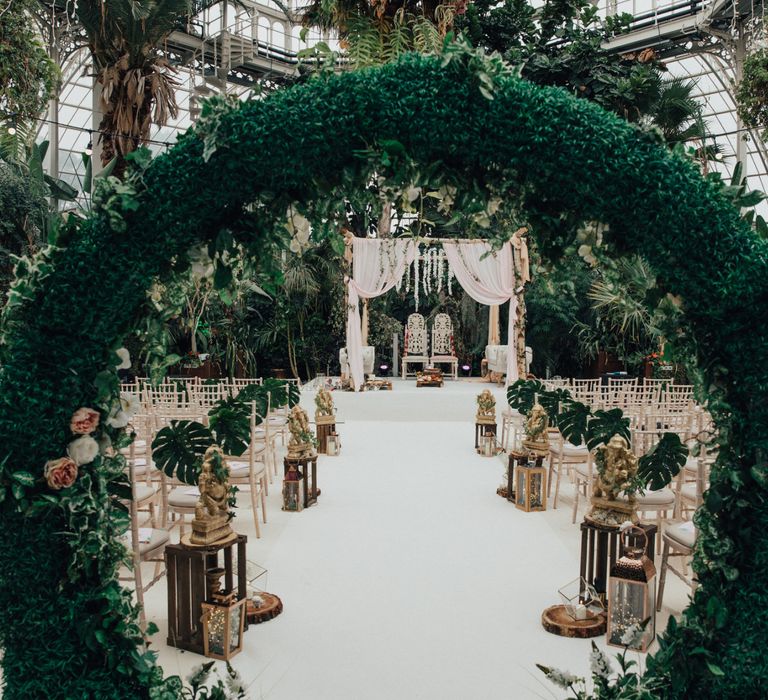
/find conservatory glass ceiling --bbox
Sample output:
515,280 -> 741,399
39,0 -> 768,209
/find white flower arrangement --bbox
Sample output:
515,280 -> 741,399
589,643 -> 612,679
285,205 -> 312,256
107,393 -> 141,429
536,664 -> 582,690
67,435 -> 99,466
620,622 -> 644,647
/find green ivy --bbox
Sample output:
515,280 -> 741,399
0,45 -> 766,697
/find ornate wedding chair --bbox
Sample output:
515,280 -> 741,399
402,313 -> 429,378
429,313 -> 458,380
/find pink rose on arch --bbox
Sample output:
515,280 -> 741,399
70,407 -> 100,435
44,457 -> 78,490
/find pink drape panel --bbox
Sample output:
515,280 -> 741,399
346,239 -> 417,390
442,241 -> 519,384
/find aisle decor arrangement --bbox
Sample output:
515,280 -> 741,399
188,446 -> 234,546
314,388 -> 339,454
587,435 -> 641,528
0,40 -> 764,698
152,379 -> 300,486
475,389 -> 497,453
506,379 -> 687,495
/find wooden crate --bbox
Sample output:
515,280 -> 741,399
166,534 -> 248,654
579,522 -> 657,602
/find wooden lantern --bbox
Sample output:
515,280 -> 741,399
515,460 -> 547,512
326,432 -> 340,456
201,597 -> 247,660
282,475 -> 303,512
606,525 -> 656,652
478,432 -> 497,457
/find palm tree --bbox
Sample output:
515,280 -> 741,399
75,0 -> 191,173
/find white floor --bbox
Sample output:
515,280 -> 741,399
148,379 -> 690,699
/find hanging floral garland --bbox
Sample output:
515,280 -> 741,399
400,244 -> 457,308
414,243 -> 421,311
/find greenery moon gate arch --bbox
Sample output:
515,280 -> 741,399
0,49 -> 766,698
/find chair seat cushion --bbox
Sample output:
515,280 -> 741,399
227,461 -> 266,479
120,440 -> 147,456
554,442 -> 589,458
138,528 -> 170,556
134,483 -> 158,502
268,416 -> 288,426
168,488 -> 199,509
636,487 -> 675,507
684,456 -> 701,474
403,355 -> 429,362
430,355 -> 457,362
665,521 -> 697,550
680,482 -> 703,502
575,463 -> 592,480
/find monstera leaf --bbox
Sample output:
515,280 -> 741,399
208,396 -> 251,457
506,379 -> 546,415
558,400 -> 592,446
586,409 -> 631,450
235,384 -> 269,422
539,387 -> 573,427
286,381 -> 300,408
638,433 -> 688,491
151,420 -> 213,484
261,378 -> 289,408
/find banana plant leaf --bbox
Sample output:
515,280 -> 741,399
208,396 -> 251,457
638,432 -> 688,491
586,408 -> 631,450
558,400 -> 592,446
151,420 -> 213,484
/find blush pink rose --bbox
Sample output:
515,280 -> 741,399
70,407 -> 100,435
44,457 -> 78,490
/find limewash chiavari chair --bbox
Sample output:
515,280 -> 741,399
547,427 -> 590,510
571,379 -> 601,408
656,454 -> 707,612
230,377 -> 263,397
120,457 -> 169,632
662,384 -> 695,412
224,402 -> 270,538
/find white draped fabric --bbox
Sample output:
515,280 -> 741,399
442,241 -> 519,384
346,238 -> 417,390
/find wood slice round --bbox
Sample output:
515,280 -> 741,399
541,605 -> 606,638
246,592 -> 283,624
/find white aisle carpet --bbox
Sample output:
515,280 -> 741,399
149,379 -> 689,699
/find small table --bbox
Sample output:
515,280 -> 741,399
284,455 -> 319,508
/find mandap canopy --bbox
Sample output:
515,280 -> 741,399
0,43 -> 766,698
344,236 -> 527,388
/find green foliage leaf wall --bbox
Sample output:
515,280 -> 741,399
0,50 -> 765,697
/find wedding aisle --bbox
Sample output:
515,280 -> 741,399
149,380 -> 687,699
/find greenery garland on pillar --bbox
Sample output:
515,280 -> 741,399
0,43 -> 765,697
